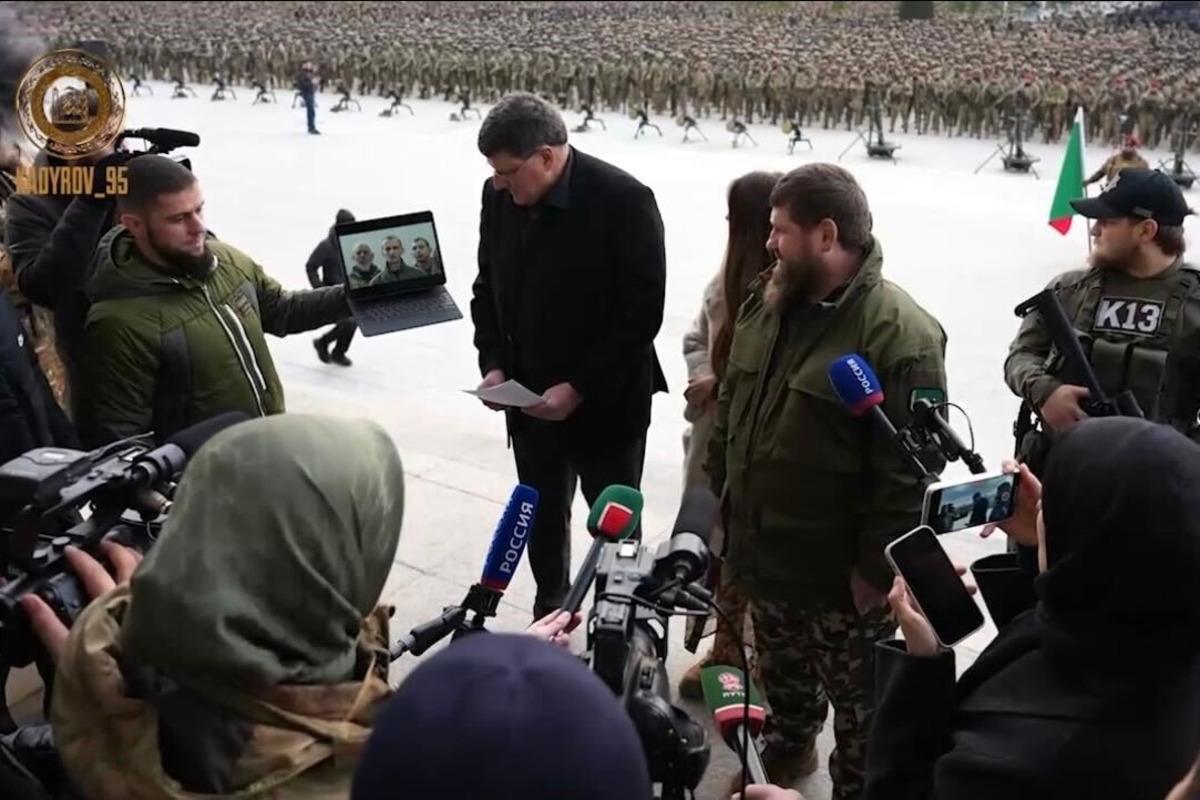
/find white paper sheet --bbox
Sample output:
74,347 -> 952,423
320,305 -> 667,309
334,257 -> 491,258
463,380 -> 544,408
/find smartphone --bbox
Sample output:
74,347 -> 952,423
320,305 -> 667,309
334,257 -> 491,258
885,525 -> 985,647
921,471 -> 1018,535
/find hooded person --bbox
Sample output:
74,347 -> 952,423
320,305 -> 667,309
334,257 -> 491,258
864,417 -> 1200,800
351,633 -> 652,800
307,208 -> 358,367
50,414 -> 405,799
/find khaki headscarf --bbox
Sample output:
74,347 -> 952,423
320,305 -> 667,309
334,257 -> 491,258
120,414 -> 405,687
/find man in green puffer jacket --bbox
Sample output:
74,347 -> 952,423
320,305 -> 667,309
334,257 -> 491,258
74,155 -> 349,447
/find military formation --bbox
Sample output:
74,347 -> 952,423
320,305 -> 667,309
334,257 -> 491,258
11,0 -> 1200,151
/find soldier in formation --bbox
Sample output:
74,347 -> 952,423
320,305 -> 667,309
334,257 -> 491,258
13,1 -> 1199,151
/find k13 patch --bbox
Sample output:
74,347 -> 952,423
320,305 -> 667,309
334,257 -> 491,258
1094,297 -> 1165,336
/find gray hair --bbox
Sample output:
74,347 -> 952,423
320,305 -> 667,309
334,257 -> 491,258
477,92 -> 568,159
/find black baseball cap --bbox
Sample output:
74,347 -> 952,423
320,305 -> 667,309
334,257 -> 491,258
1071,169 -> 1194,227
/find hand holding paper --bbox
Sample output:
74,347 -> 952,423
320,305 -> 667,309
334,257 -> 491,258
465,377 -> 545,409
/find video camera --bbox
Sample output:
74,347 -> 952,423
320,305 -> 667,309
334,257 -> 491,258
114,127 -> 200,172
0,412 -> 246,671
581,486 -> 718,800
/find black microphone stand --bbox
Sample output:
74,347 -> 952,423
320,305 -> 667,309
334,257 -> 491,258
908,399 -> 987,475
389,583 -> 504,661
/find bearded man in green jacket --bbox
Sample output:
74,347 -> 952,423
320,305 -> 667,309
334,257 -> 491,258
708,163 -> 948,799
75,155 -> 349,447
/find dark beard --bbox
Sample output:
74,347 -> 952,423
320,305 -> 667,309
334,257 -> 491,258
149,229 -> 214,280
1088,246 -> 1134,273
763,256 -> 821,313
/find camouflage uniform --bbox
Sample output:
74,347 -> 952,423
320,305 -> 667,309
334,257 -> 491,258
710,239 -> 947,800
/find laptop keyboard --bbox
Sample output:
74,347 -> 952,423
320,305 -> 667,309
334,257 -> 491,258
360,292 -> 458,321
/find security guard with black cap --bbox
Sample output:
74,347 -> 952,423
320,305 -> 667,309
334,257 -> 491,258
1006,169 -> 1199,469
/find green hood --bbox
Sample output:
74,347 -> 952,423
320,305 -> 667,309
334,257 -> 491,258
120,414 -> 405,687
87,225 -> 210,302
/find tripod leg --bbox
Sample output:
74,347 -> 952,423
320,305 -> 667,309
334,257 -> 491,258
973,145 -> 1003,174
747,132 -> 757,146
598,119 -> 606,130
699,129 -> 707,141
837,132 -> 864,161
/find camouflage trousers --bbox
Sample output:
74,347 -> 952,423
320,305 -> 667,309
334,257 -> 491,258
752,597 -> 895,800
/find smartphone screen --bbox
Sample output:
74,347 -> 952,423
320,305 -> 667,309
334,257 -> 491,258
923,472 -> 1018,534
885,526 -> 984,647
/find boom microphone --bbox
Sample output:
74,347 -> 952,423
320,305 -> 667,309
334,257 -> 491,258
128,411 -> 251,488
828,354 -> 932,480
561,485 -> 643,614
655,485 -> 718,586
120,127 -> 201,149
701,665 -> 769,787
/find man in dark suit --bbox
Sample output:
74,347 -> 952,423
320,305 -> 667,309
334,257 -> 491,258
306,208 -> 356,367
470,92 -> 667,619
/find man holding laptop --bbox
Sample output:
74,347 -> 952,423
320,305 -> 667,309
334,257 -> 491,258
333,215 -> 462,335
469,92 -> 668,620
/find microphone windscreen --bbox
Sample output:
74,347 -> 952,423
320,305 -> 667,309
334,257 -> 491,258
164,411 -> 251,456
479,484 -> 539,591
701,665 -> 767,740
585,485 -> 643,540
827,354 -> 885,418
670,485 -> 719,548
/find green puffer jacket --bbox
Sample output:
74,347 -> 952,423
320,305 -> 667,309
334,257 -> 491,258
708,237 -> 948,605
75,226 -> 348,447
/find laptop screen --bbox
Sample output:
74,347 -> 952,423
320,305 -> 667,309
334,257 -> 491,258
335,211 -> 445,297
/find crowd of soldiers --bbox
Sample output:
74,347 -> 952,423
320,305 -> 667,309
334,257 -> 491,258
11,0 -> 1200,152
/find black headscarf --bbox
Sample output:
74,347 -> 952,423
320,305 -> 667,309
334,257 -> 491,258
1038,417 -> 1200,666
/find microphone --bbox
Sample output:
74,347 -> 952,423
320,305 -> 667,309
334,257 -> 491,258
391,484 -> 539,659
654,485 -> 718,587
912,398 -> 985,474
827,354 -> 932,480
478,483 -> 540,592
121,127 -> 201,149
128,411 -> 251,488
701,665 -> 769,786
561,485 -> 643,615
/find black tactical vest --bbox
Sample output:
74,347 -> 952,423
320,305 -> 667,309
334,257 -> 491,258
1057,261 -> 1200,436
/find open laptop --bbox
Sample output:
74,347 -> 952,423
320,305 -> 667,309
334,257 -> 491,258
335,210 -> 463,335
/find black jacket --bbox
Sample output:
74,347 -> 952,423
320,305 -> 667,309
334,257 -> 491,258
865,563 -> 1200,800
0,287 -> 76,466
4,188 -> 114,372
305,227 -> 345,288
470,147 -> 668,450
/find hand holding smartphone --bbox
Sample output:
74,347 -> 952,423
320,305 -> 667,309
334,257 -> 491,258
921,471 -> 1019,535
885,525 -> 984,649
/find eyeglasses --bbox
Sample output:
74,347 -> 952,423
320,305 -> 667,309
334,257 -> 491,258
491,155 -> 533,179
490,149 -> 544,179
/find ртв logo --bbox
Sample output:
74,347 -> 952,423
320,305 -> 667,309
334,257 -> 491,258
15,48 -> 126,162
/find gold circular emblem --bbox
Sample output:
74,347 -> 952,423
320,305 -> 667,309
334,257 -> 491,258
15,49 -> 126,161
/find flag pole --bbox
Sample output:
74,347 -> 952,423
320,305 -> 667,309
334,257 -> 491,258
1083,182 -> 1092,257
1083,106 -> 1092,257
